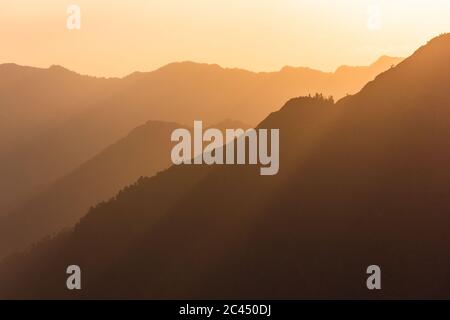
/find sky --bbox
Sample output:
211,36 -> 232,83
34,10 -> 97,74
1,0 -> 449,77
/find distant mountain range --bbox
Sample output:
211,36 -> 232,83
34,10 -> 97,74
0,35 -> 449,299
0,56 -> 401,222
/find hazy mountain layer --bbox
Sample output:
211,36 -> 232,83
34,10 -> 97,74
5,43 -> 442,298
0,57 -> 401,217
0,121 -> 184,259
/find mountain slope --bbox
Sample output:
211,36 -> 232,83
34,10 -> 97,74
4,46 -> 441,298
0,57 -> 401,217
0,119 -> 253,260
0,121 -> 185,260
0,65 -> 121,216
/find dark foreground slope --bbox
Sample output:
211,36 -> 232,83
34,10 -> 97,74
1,35 -> 450,299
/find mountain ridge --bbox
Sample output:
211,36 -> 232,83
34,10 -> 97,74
1,56 -> 403,79
1,34 -> 449,299
0,54 -> 402,218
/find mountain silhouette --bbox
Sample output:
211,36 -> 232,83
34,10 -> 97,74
0,121 -> 186,259
0,58 -> 401,218
0,119 -> 251,260
0,65 -> 121,216
7,43 -> 444,298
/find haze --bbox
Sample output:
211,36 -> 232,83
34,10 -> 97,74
1,0 -> 449,77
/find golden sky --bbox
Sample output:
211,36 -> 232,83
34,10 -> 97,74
1,0 -> 449,77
